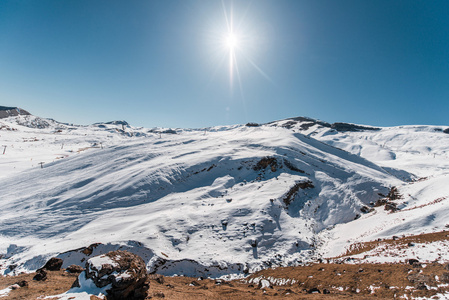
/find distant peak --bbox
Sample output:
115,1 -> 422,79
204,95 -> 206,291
0,106 -> 31,119
268,116 -> 380,132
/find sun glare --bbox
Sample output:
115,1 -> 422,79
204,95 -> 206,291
212,1 -> 271,94
226,33 -> 238,50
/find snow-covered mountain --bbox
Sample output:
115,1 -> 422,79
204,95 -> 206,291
1,110 -> 449,278
0,106 -> 31,119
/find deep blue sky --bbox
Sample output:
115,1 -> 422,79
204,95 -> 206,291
1,0 -> 448,128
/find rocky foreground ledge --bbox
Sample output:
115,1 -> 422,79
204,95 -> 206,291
2,239 -> 449,299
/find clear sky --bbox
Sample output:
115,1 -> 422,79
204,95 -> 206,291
1,0 -> 448,128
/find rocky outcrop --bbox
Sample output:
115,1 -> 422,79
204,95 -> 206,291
84,250 -> 149,300
42,257 -> 63,271
66,264 -> 84,273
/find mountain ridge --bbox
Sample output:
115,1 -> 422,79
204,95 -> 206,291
1,107 -> 449,283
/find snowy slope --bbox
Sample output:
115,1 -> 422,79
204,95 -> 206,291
1,113 -> 448,278
268,117 -> 449,261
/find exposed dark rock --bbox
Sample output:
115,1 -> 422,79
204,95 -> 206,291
15,280 -> 28,288
299,122 -> 316,131
79,243 -> 102,256
42,257 -> 63,271
254,157 -> 278,172
361,206 -> 374,213
374,198 -> 387,207
408,259 -> 420,266
0,106 -> 31,119
66,264 -> 84,273
283,181 -> 314,206
85,250 -> 149,300
162,129 -> 177,134
323,288 -> 330,294
33,269 -> 47,281
245,122 -> 260,127
331,122 -> 380,132
415,282 -> 428,290
283,159 -> 305,173
189,280 -> 201,286
384,202 -> 398,212
307,287 -> 321,294
104,120 -> 129,126
443,128 -> 449,134
387,186 -> 402,200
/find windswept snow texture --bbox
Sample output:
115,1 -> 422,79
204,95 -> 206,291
1,115 -> 449,277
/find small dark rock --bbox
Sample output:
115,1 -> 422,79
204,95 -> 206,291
361,206 -> 374,213
416,282 -> 428,290
42,257 -> 63,271
408,259 -> 420,266
307,287 -> 321,294
385,202 -> 398,212
15,280 -> 28,288
323,288 -> 330,294
8,264 -> 17,271
189,280 -> 201,287
392,236 -> 400,241
33,269 -> 47,281
66,264 -> 84,273
374,198 -> 387,207
81,243 -> 102,256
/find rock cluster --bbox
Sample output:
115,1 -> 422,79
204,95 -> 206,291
83,250 -> 149,300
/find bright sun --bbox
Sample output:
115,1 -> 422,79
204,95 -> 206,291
226,33 -> 238,50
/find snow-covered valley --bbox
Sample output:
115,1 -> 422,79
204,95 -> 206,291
1,109 -> 449,280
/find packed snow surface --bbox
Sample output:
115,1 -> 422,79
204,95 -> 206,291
1,115 -> 449,276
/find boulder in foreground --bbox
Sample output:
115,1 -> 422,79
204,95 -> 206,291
84,250 -> 149,300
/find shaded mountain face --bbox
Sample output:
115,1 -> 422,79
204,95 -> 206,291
0,106 -> 31,119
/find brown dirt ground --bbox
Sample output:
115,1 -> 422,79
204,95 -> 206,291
1,231 -> 449,299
